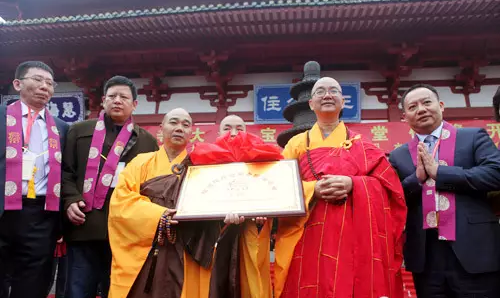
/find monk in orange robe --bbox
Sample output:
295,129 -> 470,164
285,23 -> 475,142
274,77 -> 407,298
218,115 -> 273,298
108,108 -> 239,298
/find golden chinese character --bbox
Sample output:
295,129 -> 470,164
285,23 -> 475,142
373,143 -> 380,148
260,127 -> 277,143
370,125 -> 388,142
8,132 -> 21,144
49,138 -> 58,149
409,129 -> 415,138
190,127 -> 205,143
394,143 -> 402,149
486,123 -> 500,139
453,123 -> 463,128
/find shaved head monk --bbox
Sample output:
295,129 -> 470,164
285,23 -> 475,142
216,114 -> 273,298
273,77 -> 407,298
108,108 -> 241,298
219,114 -> 246,138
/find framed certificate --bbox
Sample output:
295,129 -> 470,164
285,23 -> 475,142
174,159 -> 305,220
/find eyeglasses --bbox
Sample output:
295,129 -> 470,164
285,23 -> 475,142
20,76 -> 57,88
313,88 -> 342,98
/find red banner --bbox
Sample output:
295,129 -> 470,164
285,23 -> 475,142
143,120 -> 500,153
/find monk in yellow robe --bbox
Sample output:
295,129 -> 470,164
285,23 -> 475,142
274,77 -> 407,298
219,115 -> 273,298
108,108 -> 238,298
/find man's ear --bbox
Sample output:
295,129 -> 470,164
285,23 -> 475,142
12,79 -> 22,92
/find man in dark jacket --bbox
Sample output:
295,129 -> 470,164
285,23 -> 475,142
389,84 -> 500,297
61,76 -> 159,298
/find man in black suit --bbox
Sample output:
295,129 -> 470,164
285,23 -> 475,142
389,83 -> 500,298
0,61 -> 69,298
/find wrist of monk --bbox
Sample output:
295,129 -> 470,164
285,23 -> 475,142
158,210 -> 176,245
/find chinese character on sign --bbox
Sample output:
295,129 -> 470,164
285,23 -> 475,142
486,124 -> 500,139
190,128 -> 206,143
62,102 -> 77,118
371,125 -> 389,141
260,127 -> 277,143
343,94 -> 354,109
261,96 -> 282,112
48,102 -> 60,117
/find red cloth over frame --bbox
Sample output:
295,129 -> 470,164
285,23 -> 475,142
190,132 -> 283,165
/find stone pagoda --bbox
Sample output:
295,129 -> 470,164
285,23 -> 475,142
277,61 -> 321,148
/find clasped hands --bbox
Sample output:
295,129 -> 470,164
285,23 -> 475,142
416,142 -> 439,183
314,174 -> 353,203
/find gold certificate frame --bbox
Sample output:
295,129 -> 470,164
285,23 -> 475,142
174,159 -> 305,220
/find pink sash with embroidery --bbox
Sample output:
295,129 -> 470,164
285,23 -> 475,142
408,121 -> 457,241
4,100 -> 62,211
82,111 -> 133,212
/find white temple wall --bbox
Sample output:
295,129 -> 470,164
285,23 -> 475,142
5,66 -> 500,118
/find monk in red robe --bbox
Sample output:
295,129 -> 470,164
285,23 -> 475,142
273,77 -> 407,298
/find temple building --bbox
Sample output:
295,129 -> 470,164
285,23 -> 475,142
2,1 -> 499,296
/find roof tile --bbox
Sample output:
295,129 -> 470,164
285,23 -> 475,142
0,0 -> 399,26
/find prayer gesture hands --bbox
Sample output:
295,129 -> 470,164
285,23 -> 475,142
314,175 -> 353,203
417,142 -> 438,181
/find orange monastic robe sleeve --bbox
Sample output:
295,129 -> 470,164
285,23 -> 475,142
109,148 -> 211,298
239,220 -> 273,298
274,123 -> 347,298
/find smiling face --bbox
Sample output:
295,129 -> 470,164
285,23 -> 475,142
102,85 -> 137,125
309,77 -> 345,121
219,115 -> 246,138
403,87 -> 444,135
161,108 -> 192,150
12,67 -> 55,111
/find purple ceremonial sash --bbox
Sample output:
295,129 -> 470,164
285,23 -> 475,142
4,100 -> 62,211
82,111 -> 133,212
408,121 -> 457,241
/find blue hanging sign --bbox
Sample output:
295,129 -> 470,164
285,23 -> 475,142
254,83 -> 361,124
1,92 -> 85,124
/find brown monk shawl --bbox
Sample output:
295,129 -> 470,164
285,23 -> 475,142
127,158 -> 241,298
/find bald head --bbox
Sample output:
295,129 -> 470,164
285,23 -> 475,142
163,108 -> 191,124
219,114 -> 246,138
161,108 -> 192,149
309,77 -> 345,120
312,77 -> 342,95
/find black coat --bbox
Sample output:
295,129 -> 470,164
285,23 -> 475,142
61,117 -> 159,242
389,128 -> 500,274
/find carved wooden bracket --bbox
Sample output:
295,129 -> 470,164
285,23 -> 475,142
197,50 -> 249,121
62,58 -> 104,116
138,73 -> 170,114
451,59 -> 488,95
365,43 -> 419,121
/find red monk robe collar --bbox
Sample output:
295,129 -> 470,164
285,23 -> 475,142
82,111 -> 134,212
408,121 -> 457,241
4,100 -> 62,211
